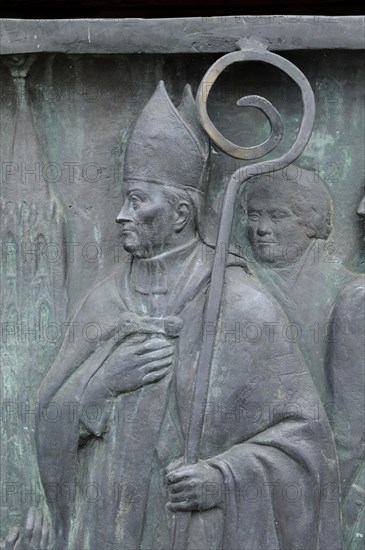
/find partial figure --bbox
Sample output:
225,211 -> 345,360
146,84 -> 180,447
243,167 -> 352,401
326,191 -> 365,549
4,508 -> 50,550
35,82 -> 341,550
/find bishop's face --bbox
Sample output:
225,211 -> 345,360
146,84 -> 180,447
246,185 -> 312,268
116,181 -> 176,258
357,192 -> 365,241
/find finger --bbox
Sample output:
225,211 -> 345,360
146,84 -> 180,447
165,458 -> 185,474
168,490 -> 196,503
142,367 -> 171,384
166,501 -> 197,512
166,467 -> 195,484
14,535 -> 25,550
114,336 -> 147,356
5,527 -> 20,550
138,346 -> 174,363
23,507 -> 36,544
40,515 -> 49,550
168,479 -> 195,493
125,333 -> 147,345
140,357 -> 173,374
30,509 -> 43,548
136,340 -> 172,354
141,357 -> 173,373
136,354 -> 174,373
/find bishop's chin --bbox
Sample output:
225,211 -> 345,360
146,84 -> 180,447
122,240 -> 148,259
121,235 -> 138,254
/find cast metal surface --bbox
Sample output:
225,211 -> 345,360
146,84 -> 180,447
0,16 -> 364,54
172,41 -> 316,550
0,16 -> 364,550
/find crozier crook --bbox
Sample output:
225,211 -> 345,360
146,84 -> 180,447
171,40 -> 316,550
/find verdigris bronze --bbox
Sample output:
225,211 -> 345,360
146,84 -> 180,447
1,15 -> 364,550
5,509 -> 50,550
243,167 -> 353,402
35,78 -> 341,550
325,192 -> 365,550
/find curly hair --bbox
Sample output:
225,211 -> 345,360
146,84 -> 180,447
244,166 -> 332,240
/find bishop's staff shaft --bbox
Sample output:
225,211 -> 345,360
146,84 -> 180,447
171,42 -> 316,550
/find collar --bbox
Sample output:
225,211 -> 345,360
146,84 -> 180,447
132,237 -> 199,295
258,239 -> 323,288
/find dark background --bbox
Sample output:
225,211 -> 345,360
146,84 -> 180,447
0,0 -> 362,19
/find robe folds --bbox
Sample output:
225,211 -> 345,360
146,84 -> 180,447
250,239 -> 353,403
325,276 -> 365,549
35,240 -> 342,550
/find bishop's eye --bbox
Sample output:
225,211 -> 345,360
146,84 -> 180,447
130,196 -> 141,210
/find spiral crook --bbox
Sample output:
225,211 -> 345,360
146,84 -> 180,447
172,45 -> 316,550
196,46 -> 315,166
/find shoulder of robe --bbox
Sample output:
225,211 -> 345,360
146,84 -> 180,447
338,273 -> 365,302
223,265 -> 288,323
72,267 -> 127,325
317,249 -> 353,281
332,274 -> 365,321
36,267 -> 130,403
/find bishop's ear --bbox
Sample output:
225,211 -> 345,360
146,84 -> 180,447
174,201 -> 190,232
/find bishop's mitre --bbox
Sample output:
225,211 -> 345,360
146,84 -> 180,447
123,81 -> 210,195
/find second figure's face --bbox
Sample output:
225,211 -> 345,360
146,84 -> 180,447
116,181 -> 176,258
246,192 -> 312,267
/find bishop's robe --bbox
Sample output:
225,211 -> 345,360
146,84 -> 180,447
35,238 -> 342,550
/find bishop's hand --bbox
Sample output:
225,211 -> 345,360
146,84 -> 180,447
166,458 -> 223,512
97,336 -> 175,395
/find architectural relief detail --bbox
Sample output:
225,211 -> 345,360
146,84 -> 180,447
1,54 -> 68,537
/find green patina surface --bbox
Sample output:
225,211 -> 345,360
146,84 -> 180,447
0,49 -> 364,547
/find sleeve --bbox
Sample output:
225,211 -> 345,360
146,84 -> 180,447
325,280 -> 365,493
203,271 -> 342,550
78,370 -> 115,437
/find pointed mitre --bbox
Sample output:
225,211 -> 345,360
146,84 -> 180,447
123,81 -> 210,194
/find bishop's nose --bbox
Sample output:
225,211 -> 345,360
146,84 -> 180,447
116,203 -> 131,224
